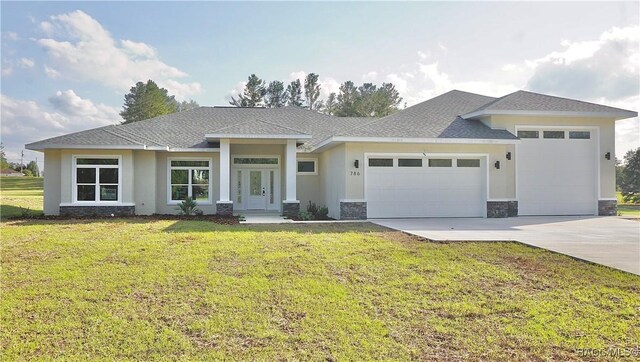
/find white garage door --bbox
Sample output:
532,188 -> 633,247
366,156 -> 486,218
517,129 -> 597,215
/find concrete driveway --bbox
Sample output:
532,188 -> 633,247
370,216 -> 640,275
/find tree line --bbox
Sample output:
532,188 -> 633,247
0,144 -> 40,176
230,73 -> 403,117
118,74 -> 404,124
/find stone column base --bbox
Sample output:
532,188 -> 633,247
60,205 -> 135,217
216,201 -> 233,216
282,201 -> 300,218
340,201 -> 367,220
598,200 -> 617,216
487,201 -> 518,218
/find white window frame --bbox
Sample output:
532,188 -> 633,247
296,158 -> 318,175
231,155 -> 280,168
167,157 -> 213,205
72,155 -> 122,204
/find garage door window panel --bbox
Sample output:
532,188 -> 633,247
543,131 -> 565,139
398,159 -> 422,167
457,159 -> 480,168
569,131 -> 590,139
369,158 -> 393,167
428,159 -> 452,167
518,130 -> 539,139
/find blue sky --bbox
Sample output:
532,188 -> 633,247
1,1 -> 639,167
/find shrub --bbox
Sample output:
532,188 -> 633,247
317,206 -> 329,220
307,201 -> 318,217
176,197 -> 200,216
298,211 -> 313,221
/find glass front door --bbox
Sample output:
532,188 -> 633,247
248,170 -> 266,209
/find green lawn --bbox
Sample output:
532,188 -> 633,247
0,176 -> 43,218
617,192 -> 640,216
1,220 -> 639,360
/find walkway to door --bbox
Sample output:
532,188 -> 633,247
237,211 -> 291,224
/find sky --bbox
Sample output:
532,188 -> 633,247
1,1 -> 639,170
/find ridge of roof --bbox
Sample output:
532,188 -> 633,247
109,125 -> 169,147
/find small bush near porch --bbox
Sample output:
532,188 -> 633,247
1,220 -> 639,361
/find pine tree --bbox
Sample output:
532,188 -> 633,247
229,74 -> 267,107
286,79 -> 304,107
120,80 -> 179,123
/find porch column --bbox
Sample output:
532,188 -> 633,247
283,139 -> 300,217
216,138 -> 233,216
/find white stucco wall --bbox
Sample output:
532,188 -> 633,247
319,144 -> 346,219
296,153 -> 322,210
133,150 -> 157,215
43,149 -> 61,215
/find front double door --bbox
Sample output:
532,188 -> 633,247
233,169 -> 279,211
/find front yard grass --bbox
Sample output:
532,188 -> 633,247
0,176 -> 43,218
2,220 -> 639,360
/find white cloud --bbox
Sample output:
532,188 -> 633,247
18,58 -> 34,68
1,91 -> 120,162
417,50 -> 430,61
288,70 -> 306,84
36,10 -> 201,100
43,65 -> 60,78
1,63 -> 13,76
385,73 -> 409,94
3,32 -> 19,41
362,71 -> 378,81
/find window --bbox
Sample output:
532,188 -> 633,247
398,159 -> 422,167
297,159 -> 317,175
543,130 -> 565,139
233,157 -> 278,165
368,158 -> 393,167
517,130 -> 539,139
74,157 -> 120,202
169,159 -> 211,203
428,159 -> 452,167
457,159 -> 480,168
569,131 -> 590,139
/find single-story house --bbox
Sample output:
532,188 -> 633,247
1,169 -> 24,177
26,90 -> 637,219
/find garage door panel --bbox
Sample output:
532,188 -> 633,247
366,156 -> 485,218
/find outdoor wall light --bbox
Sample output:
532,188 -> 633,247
506,152 -> 512,160
605,152 -> 611,160
494,161 -> 501,169
354,159 -> 359,168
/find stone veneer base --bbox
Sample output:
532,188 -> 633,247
282,201 -> 300,218
340,201 -> 367,220
486,201 -> 518,218
60,205 -> 135,217
598,200 -> 617,216
216,201 -> 233,216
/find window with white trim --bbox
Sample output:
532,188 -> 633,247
169,159 -> 211,203
74,157 -> 120,202
297,159 -> 317,174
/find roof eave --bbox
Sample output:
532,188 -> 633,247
205,134 -> 312,141
25,144 -> 150,151
461,109 -> 638,120
309,136 -> 519,152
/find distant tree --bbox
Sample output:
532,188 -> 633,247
334,81 -> 360,116
22,169 -> 33,177
178,100 -> 200,112
286,79 -> 304,107
229,74 -> 266,107
120,80 -> 179,124
321,93 -> 338,115
371,82 -> 402,117
0,144 -> 9,170
304,73 -> 321,110
264,80 -> 288,108
619,148 -> 640,203
26,160 -> 39,177
334,81 -> 402,117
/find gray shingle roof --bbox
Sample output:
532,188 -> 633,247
462,90 -> 637,118
26,90 -> 635,151
337,90 -> 517,140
